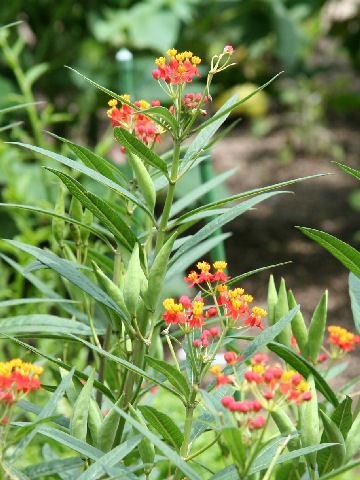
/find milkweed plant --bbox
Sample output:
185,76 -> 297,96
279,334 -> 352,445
1,43 -> 360,480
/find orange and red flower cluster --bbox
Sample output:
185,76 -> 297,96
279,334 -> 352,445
152,49 -> 201,84
0,359 -> 43,405
162,296 -> 206,329
327,325 -> 360,353
162,261 -> 267,330
107,96 -> 163,147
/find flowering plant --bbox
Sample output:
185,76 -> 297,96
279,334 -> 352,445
1,43 -> 360,480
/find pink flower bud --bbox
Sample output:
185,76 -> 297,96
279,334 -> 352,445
224,351 -> 238,365
224,45 -> 234,54
301,391 -> 312,402
252,399 -> 263,412
207,307 -> 217,318
209,326 -> 219,336
193,339 -> 202,348
221,396 -> 234,408
249,415 -> 266,430
318,353 -> 327,363
202,339 -> 210,347
264,391 -> 274,400
179,295 -> 192,309
152,99 -> 161,106
152,69 -> 161,79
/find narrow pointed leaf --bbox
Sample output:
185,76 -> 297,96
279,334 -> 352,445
24,458 -> 84,479
298,227 -> 360,278
113,406 -> 203,480
138,405 -> 184,450
114,127 -> 168,175
9,142 -> 152,217
349,272 -> 360,334
76,436 -> 142,480
145,356 -> 189,398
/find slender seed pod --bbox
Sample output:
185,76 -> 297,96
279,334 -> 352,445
69,369 -> 95,442
271,410 -> 300,450
288,289 -> 308,357
275,278 -> 291,347
123,243 -> 142,316
300,374 -> 319,470
320,409 -> 346,468
82,208 -> 93,244
143,232 -> 177,312
267,274 -> 278,326
88,397 -> 103,445
70,196 -> 83,223
307,290 -> 328,363
97,399 -> 122,452
129,153 -> 156,212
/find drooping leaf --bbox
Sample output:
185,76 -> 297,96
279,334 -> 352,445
23,458 -> 84,479
114,127 -> 168,175
349,272 -> 360,334
145,356 -> 189,398
139,405 -> 184,451
297,227 -> 360,278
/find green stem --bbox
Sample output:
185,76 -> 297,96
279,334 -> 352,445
154,140 -> 181,255
166,334 -> 180,371
184,433 -> 220,461
263,435 -> 291,480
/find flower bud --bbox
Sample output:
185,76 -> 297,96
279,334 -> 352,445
224,351 -> 238,365
193,339 -> 201,348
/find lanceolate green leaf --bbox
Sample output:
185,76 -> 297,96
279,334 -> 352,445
170,191 -> 287,264
0,253 -> 87,322
76,436 -> 142,480
4,240 -> 127,320
268,342 -> 339,406
138,405 -> 184,451
114,127 -> 168,175
45,167 -> 142,247
145,356 -> 189,398
174,174 -> 326,225
133,105 -> 178,134
23,458 -> 84,479
180,94 -> 239,173
0,203 -> 113,247
193,72 -> 283,134
9,142 -> 153,218
113,407 -> 203,480
334,162 -> 360,181
0,314 -> 104,335
297,227 -> 360,278
249,443 -> 336,474
70,369 -> 95,442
